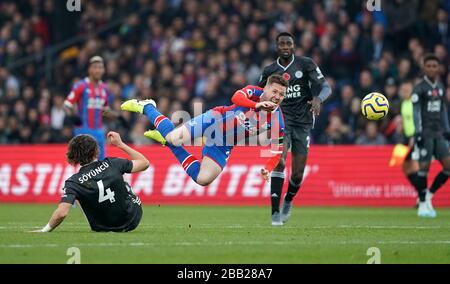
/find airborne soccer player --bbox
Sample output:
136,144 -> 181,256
121,74 -> 287,191
32,132 -> 149,232
259,32 -> 331,225
410,54 -> 450,218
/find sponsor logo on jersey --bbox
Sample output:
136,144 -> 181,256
285,84 -> 302,99
87,97 -> 106,109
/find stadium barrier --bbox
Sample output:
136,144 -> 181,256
0,145 -> 449,206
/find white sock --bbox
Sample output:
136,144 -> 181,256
426,191 -> 434,201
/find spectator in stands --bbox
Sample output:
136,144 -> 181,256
356,122 -> 387,145
0,0 -> 448,147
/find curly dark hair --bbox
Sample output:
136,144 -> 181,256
66,134 -> 99,165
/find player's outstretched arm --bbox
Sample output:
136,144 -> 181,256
107,131 -> 150,173
260,138 -> 284,182
231,88 -> 276,111
261,152 -> 282,182
31,203 -> 72,232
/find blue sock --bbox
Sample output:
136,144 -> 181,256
143,104 -> 174,137
143,104 -> 200,182
168,144 -> 200,182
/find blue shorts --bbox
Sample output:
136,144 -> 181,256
185,110 -> 233,169
74,127 -> 105,160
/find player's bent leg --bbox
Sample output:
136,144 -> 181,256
122,99 -> 176,139
426,155 -> 450,217
430,147 -> 450,195
165,126 -> 193,146
197,145 -> 231,186
196,156 -> 223,186
124,206 -> 143,232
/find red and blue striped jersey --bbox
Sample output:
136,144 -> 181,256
64,78 -> 110,129
212,85 -> 285,146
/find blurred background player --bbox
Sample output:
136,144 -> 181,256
397,81 -> 420,206
259,32 -> 332,225
32,132 -> 149,232
410,54 -> 450,218
64,56 -> 112,160
121,74 -> 287,191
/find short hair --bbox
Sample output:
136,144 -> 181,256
66,135 -> 99,165
267,74 -> 289,88
423,53 -> 440,64
276,32 -> 294,42
89,55 -> 104,66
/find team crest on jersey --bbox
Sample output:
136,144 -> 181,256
260,122 -> 270,130
295,71 -> 303,78
282,73 -> 290,81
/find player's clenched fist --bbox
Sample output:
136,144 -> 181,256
107,131 -> 123,146
256,101 -> 277,112
260,168 -> 270,182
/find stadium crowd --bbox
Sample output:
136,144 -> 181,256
0,0 -> 449,145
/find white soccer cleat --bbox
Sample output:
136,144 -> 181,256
425,191 -> 437,218
417,202 -> 433,218
280,198 -> 293,223
271,212 -> 283,226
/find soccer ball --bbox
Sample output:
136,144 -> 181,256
361,92 -> 389,120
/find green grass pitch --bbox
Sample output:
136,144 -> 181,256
0,204 -> 449,264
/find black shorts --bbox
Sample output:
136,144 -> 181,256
411,136 -> 450,162
124,205 -> 143,232
91,205 -> 143,232
284,125 -> 311,156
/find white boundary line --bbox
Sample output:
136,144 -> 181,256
1,240 -> 450,249
1,224 -> 449,230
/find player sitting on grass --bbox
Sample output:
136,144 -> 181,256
32,132 -> 149,232
121,74 -> 287,189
